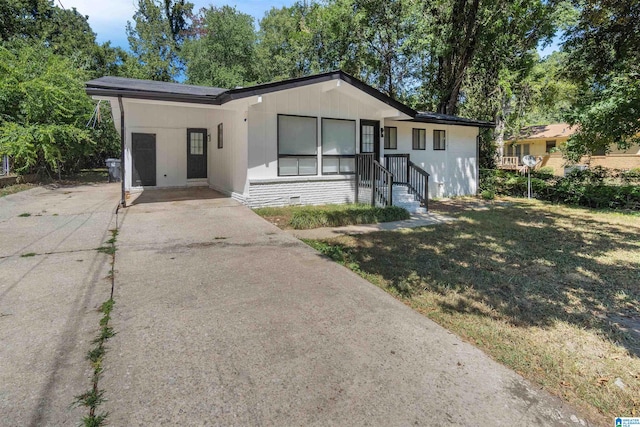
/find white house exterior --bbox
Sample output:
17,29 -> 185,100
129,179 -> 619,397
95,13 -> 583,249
86,71 -> 492,208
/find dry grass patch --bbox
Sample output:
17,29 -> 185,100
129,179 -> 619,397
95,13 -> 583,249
305,197 -> 640,424
0,183 -> 35,197
254,204 -> 409,229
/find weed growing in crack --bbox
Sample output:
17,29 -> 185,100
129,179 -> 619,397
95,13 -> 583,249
75,228 -> 119,426
74,299 -> 115,427
18,212 -> 31,217
20,252 -> 37,257
96,246 -> 115,255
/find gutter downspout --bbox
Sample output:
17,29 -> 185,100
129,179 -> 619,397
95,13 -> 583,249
118,95 -> 126,207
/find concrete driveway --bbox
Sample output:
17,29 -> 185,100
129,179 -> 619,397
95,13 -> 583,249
101,188 -> 587,426
0,183 -> 120,426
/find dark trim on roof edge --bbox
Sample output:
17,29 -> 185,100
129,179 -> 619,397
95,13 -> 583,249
408,117 -> 495,128
85,87 -> 223,105
86,70 -> 494,128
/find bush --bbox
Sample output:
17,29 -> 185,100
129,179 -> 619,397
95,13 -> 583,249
534,166 -> 555,178
289,205 -> 410,229
481,190 -> 495,200
479,168 -> 640,210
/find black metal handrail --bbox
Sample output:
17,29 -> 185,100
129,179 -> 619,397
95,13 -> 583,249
384,154 -> 409,184
407,160 -> 430,209
355,153 -> 393,206
384,154 -> 430,209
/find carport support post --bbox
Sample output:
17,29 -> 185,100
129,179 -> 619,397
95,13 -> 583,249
118,96 -> 126,207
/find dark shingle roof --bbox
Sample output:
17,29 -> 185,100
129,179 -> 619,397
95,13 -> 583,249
86,72 -> 494,128
413,112 -> 494,128
86,76 -> 227,97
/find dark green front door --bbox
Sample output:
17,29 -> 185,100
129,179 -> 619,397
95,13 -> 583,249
132,133 -> 156,186
187,128 -> 208,179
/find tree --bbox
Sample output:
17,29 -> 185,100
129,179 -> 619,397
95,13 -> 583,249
182,5 -> 255,88
255,3 -> 322,83
0,42 -> 118,174
126,0 -> 182,81
351,0 -> 417,100
562,0 -> 640,159
416,0 -> 557,116
164,0 -> 193,46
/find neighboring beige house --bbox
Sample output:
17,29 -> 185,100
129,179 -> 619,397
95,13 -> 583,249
498,123 -> 640,175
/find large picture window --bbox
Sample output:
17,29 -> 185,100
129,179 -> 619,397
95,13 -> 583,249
412,128 -> 426,150
322,118 -> 356,174
278,114 -> 318,176
384,126 -> 397,149
433,130 -> 446,150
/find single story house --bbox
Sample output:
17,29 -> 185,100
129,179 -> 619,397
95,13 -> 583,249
499,123 -> 640,175
86,70 -> 493,209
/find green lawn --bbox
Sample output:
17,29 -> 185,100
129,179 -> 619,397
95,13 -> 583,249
304,197 -> 640,424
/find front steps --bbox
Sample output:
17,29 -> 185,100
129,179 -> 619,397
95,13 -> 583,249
392,185 -> 427,214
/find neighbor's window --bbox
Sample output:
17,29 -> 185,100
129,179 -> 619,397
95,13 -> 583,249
412,128 -> 426,150
433,130 -> 446,150
545,140 -> 556,153
505,144 -> 514,157
384,126 -> 397,149
322,118 -> 356,174
278,114 -> 317,176
514,143 -> 530,159
217,123 -> 223,149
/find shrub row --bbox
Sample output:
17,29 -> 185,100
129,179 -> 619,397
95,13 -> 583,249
480,167 -> 640,210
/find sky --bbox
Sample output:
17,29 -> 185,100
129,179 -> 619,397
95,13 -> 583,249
59,0 -> 297,49
59,0 -> 560,56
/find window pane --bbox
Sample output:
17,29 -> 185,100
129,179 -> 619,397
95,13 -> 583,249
413,129 -> 425,150
361,124 -> 374,153
384,127 -> 397,149
340,157 -> 355,173
434,130 -> 445,150
279,158 -> 298,176
323,119 -> 355,155
278,115 -> 317,155
298,157 -> 317,175
323,157 -> 339,174
390,127 -> 397,149
190,132 -> 203,155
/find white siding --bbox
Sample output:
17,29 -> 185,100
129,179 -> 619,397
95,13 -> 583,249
384,120 -> 479,198
209,109 -> 248,197
247,83 -> 391,182
115,100 -> 246,195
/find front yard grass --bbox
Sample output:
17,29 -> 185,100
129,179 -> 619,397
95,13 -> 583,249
0,183 -> 35,197
304,197 -> 640,424
254,204 -> 409,229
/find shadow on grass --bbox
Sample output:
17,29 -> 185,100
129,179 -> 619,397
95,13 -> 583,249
318,199 -> 640,357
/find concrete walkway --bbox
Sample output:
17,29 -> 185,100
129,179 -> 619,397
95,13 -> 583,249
100,189 -> 588,426
287,212 -> 456,240
0,183 -> 120,426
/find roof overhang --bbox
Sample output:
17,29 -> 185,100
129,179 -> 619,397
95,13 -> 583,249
85,71 -> 492,128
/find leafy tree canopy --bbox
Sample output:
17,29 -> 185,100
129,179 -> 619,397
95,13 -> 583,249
126,0 -> 189,81
562,0 -> 640,159
181,5 -> 255,88
0,42 -> 117,174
